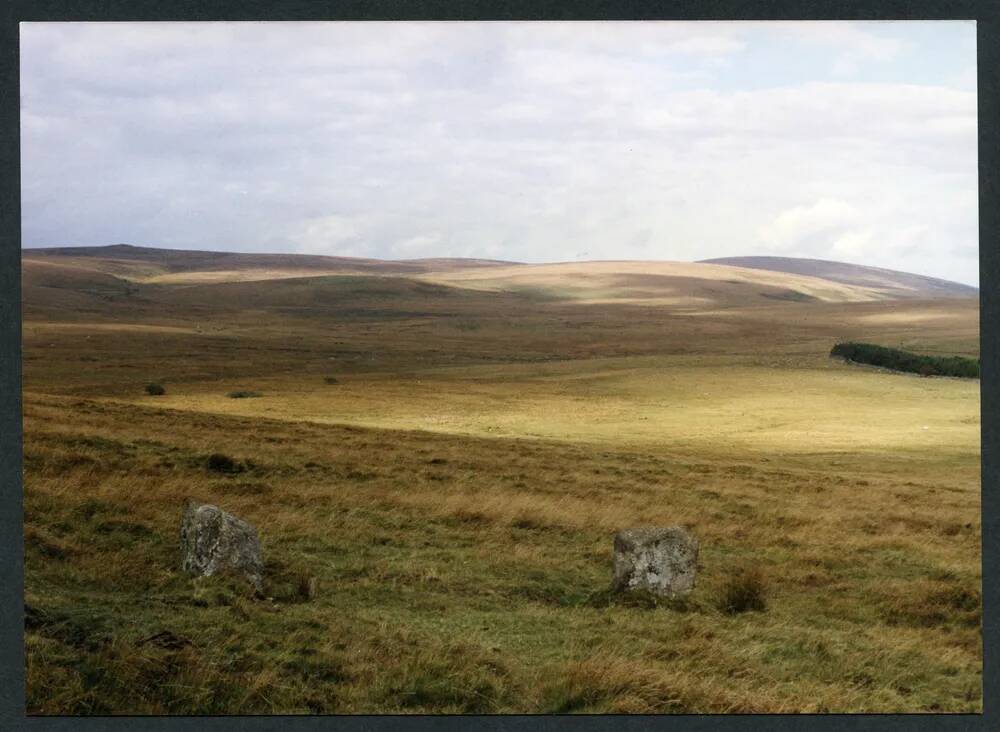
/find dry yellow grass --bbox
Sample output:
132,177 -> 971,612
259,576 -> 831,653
22,392 -> 981,713
133,353 -> 979,460
24,321 -> 199,335
141,268 -> 377,284
419,260 -> 888,303
20,253 -> 981,714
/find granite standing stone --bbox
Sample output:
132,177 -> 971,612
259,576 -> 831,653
180,500 -> 264,592
613,526 -> 698,597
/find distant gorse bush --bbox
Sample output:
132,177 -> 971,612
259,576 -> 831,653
144,383 -> 166,396
830,342 -> 979,379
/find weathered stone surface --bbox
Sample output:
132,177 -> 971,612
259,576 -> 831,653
612,526 -> 698,597
180,500 -> 263,592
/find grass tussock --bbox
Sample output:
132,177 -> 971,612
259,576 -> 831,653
718,567 -> 768,614
263,561 -> 320,604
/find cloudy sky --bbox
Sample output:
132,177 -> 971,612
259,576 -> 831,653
20,21 -> 978,285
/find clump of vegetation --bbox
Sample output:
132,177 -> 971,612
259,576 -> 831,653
718,567 -> 768,614
227,390 -> 261,399
882,581 -> 981,629
144,383 -> 166,396
266,566 -> 320,604
324,376 -> 339,385
830,342 -> 979,378
542,656 -> 690,713
205,453 -> 243,474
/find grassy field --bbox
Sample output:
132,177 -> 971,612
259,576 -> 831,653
22,252 -> 981,713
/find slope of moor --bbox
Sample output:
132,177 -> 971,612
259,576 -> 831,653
21,246 -> 981,713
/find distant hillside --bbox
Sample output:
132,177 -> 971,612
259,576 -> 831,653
22,245 -> 978,307
700,256 -> 977,299
24,244 -> 518,283
416,259 -> 925,306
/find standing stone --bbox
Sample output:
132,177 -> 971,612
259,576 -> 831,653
612,526 -> 698,597
180,500 -> 264,592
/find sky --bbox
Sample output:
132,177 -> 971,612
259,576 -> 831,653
20,21 -> 979,285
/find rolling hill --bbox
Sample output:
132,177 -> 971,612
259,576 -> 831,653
417,260 -> 892,306
22,245 -> 978,309
24,244 -> 518,284
700,256 -> 977,299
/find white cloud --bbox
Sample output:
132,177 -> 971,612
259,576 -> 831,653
296,215 -> 366,255
830,228 -> 876,259
19,21 -> 979,285
772,21 -> 906,76
758,199 -> 861,253
390,233 -> 443,258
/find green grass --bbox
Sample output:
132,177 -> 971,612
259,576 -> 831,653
21,259 -> 981,713
22,395 -> 981,713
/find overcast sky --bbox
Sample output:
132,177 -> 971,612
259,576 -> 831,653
20,21 -> 978,285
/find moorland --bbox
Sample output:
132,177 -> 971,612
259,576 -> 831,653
21,244 -> 981,714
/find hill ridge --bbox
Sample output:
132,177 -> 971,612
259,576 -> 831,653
700,255 -> 976,298
22,245 -> 977,302
25,244 -> 521,269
